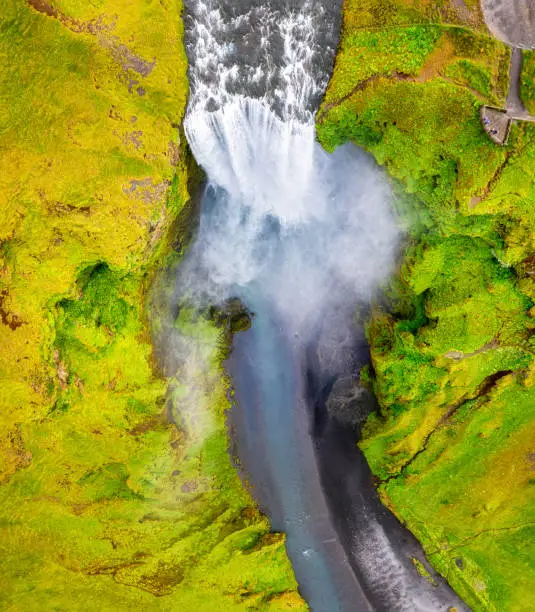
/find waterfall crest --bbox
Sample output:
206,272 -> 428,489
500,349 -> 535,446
182,0 -> 398,338
184,0 -> 341,120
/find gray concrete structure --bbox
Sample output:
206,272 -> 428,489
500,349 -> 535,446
481,106 -> 512,144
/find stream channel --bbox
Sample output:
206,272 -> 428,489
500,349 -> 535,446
177,1 -> 470,610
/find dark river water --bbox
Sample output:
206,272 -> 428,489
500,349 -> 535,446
227,296 -> 373,611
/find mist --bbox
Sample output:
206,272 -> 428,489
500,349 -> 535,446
179,97 -> 399,351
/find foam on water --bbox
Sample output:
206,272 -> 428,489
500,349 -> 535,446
186,97 -> 317,224
182,0 -> 398,335
184,0 -> 339,120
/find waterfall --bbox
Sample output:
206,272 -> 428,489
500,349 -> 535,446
182,0 -> 398,341
184,0 -> 339,120
171,2 -> 468,612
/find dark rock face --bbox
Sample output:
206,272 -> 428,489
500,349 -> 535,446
326,375 -> 378,430
481,0 -> 535,48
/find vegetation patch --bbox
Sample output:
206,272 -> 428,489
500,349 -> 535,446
319,1 -> 535,610
520,50 -> 535,115
0,1 -> 303,609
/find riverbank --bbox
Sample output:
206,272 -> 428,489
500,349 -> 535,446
318,1 -> 535,610
306,307 -> 467,611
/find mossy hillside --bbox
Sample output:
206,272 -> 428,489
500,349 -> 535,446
319,0 -> 535,610
342,0 -> 485,32
0,0 -> 188,433
1,262 -> 304,610
322,26 -> 508,109
384,380 -> 535,611
0,1 -> 303,609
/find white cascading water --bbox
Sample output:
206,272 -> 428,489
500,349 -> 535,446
185,1 -> 322,223
182,0 -> 398,339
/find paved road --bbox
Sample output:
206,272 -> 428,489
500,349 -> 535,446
481,2 -> 535,131
506,47 -> 528,114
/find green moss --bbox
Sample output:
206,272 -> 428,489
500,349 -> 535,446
342,0 -> 486,32
445,59 -> 492,97
382,382 -> 535,611
411,557 -> 437,585
319,1 -> 535,610
520,50 -> 535,115
77,462 -> 141,502
319,79 -> 507,217
324,26 -> 443,103
0,1 -> 303,609
56,264 -> 130,353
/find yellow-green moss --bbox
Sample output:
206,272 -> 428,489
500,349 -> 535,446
319,1 -> 535,610
0,1 -> 303,609
520,50 -> 535,115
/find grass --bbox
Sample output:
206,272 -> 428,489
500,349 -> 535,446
342,0 -> 486,31
0,1 -> 303,609
318,1 -> 535,610
323,26 -> 443,103
520,50 -> 535,115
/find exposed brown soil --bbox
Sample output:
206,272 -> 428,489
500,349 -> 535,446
27,0 -> 57,18
446,0 -> 483,28
0,426 -> 33,485
128,415 -> 166,436
27,0 -> 111,35
415,36 -> 456,82
0,289 -> 25,330
168,141 -> 181,166
26,0 -> 155,78
53,349 -> 69,389
123,178 -> 170,204
518,254 -> 535,281
110,43 -> 155,77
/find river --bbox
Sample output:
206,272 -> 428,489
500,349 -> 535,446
177,1 -> 469,610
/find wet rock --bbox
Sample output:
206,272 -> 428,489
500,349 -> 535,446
209,297 -> 253,333
230,312 -> 252,333
326,375 -> 379,430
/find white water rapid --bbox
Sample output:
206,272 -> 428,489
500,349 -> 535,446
182,0 -> 398,341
